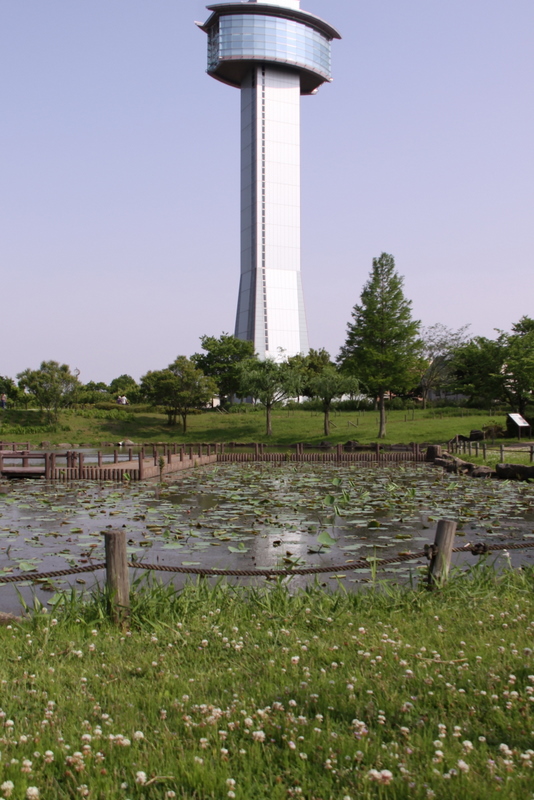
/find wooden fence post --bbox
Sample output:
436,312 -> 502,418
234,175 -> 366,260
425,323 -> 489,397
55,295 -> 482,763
138,452 -> 144,480
104,529 -> 130,623
427,520 -> 457,589
500,444 -> 505,462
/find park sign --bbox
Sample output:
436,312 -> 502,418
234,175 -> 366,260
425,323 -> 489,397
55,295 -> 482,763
508,413 -> 531,440
509,413 -> 529,427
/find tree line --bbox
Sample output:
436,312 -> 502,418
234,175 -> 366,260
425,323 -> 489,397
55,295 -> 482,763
2,253 -> 533,438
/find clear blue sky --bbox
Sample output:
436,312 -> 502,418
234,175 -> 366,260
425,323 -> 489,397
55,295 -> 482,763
1,1 -> 533,383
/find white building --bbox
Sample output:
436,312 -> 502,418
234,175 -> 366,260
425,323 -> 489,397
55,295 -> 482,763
198,1 -> 341,359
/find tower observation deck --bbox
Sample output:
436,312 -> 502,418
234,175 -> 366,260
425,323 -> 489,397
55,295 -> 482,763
198,1 -> 341,359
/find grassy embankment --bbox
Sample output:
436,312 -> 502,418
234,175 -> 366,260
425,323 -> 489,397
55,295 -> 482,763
1,569 -> 534,799
0,408 -> 518,449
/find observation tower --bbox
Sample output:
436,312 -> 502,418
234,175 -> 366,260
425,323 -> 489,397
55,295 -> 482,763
198,1 -> 341,359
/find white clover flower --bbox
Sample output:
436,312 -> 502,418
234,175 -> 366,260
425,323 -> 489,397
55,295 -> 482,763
252,730 -> 266,742
463,740 -> 474,752
135,771 -> 147,785
378,770 -> 393,785
291,656 -> 300,665
133,731 -> 144,741
194,756 -> 204,764
26,789 -> 40,800
1,782 -> 14,798
457,759 -> 470,773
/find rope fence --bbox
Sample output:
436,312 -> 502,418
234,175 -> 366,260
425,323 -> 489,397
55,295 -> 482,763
1,535 -> 533,587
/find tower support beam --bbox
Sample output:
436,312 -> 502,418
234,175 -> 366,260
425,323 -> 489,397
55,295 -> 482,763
236,65 -> 308,359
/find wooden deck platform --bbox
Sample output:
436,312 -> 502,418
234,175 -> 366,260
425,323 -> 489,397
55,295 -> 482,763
0,450 -> 217,481
0,441 -> 428,482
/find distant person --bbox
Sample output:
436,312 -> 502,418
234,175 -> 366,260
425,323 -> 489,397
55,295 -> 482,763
0,393 -> 6,409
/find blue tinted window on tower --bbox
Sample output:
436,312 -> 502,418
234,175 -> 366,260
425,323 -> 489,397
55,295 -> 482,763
214,15 -> 332,81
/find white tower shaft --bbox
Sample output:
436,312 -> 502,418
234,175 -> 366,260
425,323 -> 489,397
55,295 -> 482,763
235,65 -> 309,359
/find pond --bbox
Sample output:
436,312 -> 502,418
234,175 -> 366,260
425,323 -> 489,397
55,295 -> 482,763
1,463 -> 534,614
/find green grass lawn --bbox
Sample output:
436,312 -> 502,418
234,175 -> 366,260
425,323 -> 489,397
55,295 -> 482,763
1,569 -> 534,799
0,408 -> 518,449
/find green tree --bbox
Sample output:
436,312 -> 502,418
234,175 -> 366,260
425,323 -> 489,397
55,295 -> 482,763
141,357 -> 216,431
76,381 -> 110,405
450,337 -> 504,408
17,361 -> 80,422
451,317 -> 534,413
418,323 -> 471,408
108,374 -> 141,404
499,317 -> 534,414
0,376 -> 18,406
305,366 -> 360,437
287,348 -> 333,398
191,334 -> 256,405
338,253 -> 421,438
237,358 -> 297,436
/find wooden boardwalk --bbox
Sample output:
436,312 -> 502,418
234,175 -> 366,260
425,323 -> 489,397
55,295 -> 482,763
0,449 -> 217,481
0,441 -> 427,482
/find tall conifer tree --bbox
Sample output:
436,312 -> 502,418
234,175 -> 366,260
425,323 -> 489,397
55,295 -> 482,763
338,253 -> 421,438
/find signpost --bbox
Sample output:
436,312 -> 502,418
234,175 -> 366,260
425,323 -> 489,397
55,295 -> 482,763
508,413 -> 531,441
